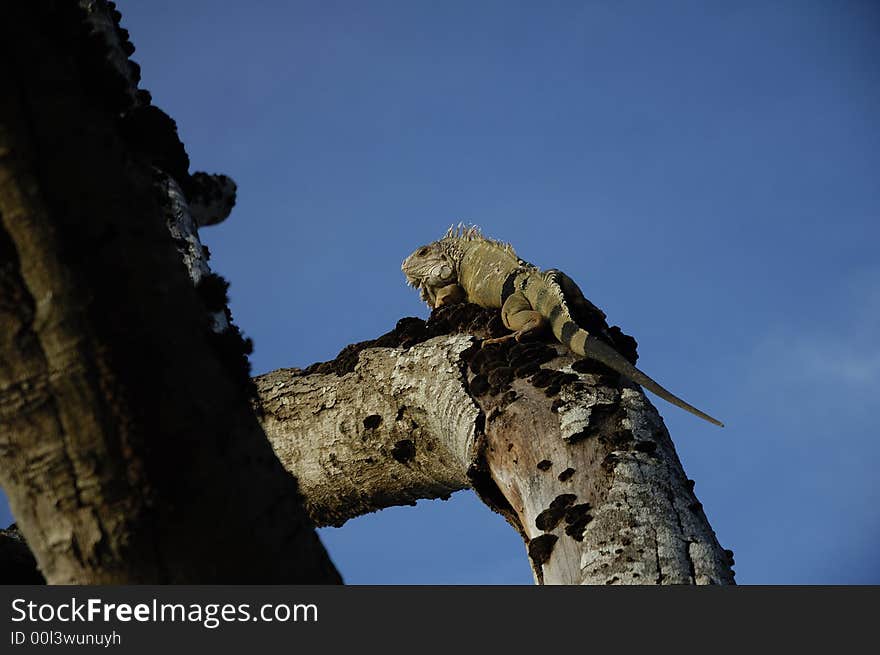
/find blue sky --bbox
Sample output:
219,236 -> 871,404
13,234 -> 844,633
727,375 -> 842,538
2,0 -> 878,584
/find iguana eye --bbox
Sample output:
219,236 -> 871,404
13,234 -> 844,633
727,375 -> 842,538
417,247 -> 430,256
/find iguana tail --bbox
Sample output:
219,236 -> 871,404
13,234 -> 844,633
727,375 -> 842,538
551,317 -> 724,428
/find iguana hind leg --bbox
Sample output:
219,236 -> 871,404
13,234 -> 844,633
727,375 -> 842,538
482,292 -> 548,346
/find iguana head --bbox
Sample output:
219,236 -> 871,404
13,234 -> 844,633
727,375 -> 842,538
401,240 -> 461,308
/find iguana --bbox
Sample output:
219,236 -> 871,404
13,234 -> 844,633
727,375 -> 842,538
402,225 -> 723,427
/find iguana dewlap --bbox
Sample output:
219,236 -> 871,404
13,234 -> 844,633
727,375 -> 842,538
402,225 -> 723,427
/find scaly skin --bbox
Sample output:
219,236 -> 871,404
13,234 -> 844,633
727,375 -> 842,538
402,225 -> 723,427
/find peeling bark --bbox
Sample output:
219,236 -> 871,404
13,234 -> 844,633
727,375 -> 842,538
260,305 -> 735,585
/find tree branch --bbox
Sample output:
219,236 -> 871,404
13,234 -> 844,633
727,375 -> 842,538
260,305 -> 735,584
257,337 -> 477,527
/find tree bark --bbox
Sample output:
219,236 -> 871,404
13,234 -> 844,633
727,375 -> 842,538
257,305 -> 735,585
0,0 -> 340,583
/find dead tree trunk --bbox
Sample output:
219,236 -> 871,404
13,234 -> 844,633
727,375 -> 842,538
257,305 -> 735,585
0,1 -> 340,583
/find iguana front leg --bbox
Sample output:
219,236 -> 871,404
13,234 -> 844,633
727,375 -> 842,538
421,282 -> 465,308
483,291 -> 547,345
434,283 -> 466,308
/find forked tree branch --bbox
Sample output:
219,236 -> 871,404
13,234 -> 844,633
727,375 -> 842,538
258,305 -> 735,585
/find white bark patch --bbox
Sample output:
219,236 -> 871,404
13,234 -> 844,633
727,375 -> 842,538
162,175 -> 209,285
556,367 -> 619,442
620,386 -> 663,441
160,174 -> 228,333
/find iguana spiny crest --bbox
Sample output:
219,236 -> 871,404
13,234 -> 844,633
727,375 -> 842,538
402,224 -> 520,307
402,225 -> 723,427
